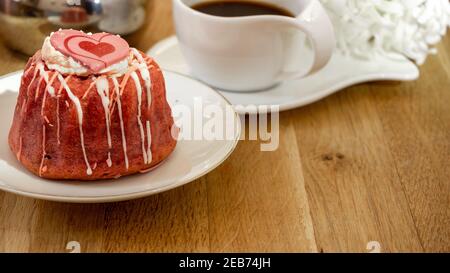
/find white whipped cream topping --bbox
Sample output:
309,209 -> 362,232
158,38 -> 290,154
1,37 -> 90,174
41,36 -> 132,76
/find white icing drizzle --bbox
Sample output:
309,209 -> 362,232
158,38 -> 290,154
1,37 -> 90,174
39,81 -> 49,176
20,100 -> 26,114
27,66 -> 40,97
34,63 -> 54,101
23,64 -> 35,78
130,71 -> 148,164
56,85 -> 64,145
40,86 -> 47,116
22,64 -> 35,98
131,49 -> 153,164
132,49 -> 152,105
38,64 -> 55,97
17,137 -> 22,160
112,77 -> 129,170
146,120 -> 152,163
57,74 -> 93,176
95,77 -> 113,167
82,80 -> 96,100
39,125 -> 46,177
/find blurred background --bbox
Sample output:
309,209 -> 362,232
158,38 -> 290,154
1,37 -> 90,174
0,0 -> 174,75
0,0 -> 152,55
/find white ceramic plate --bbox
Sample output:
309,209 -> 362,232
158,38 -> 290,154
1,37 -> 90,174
0,71 -> 241,203
149,36 -> 420,114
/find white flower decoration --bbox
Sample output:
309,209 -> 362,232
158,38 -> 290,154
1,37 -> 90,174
321,0 -> 450,65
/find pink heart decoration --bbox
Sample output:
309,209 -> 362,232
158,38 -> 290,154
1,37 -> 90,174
79,41 -> 115,58
50,29 -> 130,73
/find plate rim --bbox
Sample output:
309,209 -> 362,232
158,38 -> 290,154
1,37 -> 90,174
0,70 -> 241,203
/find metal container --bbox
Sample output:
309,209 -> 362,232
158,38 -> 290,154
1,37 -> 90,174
0,0 -> 149,55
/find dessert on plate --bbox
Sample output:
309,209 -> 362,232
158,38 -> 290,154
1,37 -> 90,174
8,29 -> 177,180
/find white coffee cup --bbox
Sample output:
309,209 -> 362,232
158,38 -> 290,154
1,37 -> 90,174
173,0 -> 336,92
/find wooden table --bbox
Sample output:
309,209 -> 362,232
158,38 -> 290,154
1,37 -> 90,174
0,1 -> 449,253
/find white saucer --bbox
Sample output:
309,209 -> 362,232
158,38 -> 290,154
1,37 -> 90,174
0,71 -> 241,203
148,36 -> 420,114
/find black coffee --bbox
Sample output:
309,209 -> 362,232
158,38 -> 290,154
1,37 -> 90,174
191,1 -> 295,18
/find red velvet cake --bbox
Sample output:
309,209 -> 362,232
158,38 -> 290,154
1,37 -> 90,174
8,29 -> 177,180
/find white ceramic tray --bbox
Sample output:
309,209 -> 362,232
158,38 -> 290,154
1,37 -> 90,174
149,36 -> 420,114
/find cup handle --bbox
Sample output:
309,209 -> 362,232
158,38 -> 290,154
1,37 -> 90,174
277,0 -> 335,80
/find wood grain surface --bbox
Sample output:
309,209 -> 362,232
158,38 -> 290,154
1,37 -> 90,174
0,1 -> 448,253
